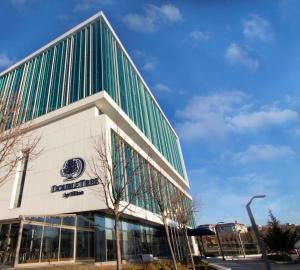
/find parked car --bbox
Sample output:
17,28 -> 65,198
289,248 -> 300,262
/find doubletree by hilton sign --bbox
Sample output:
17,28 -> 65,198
50,157 -> 99,198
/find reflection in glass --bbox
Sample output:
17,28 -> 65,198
95,215 -> 106,262
19,224 -> 42,263
59,229 -> 74,260
16,213 -> 171,264
94,214 -> 169,262
45,216 -> 61,225
76,230 -> 94,260
77,214 -> 93,229
0,223 -> 20,265
0,224 -> 10,251
28,216 -> 45,223
41,226 -> 59,262
106,229 -> 115,261
62,216 -> 75,227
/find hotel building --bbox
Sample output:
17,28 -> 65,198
0,12 -> 195,266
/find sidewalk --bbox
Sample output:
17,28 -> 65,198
205,257 -> 300,270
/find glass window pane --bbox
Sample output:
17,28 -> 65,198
59,229 -> 74,261
45,216 -> 61,225
62,216 -> 75,227
19,224 -> 42,264
27,216 -> 45,223
41,226 -> 59,262
76,230 -> 94,260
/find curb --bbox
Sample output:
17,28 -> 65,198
208,262 -> 231,270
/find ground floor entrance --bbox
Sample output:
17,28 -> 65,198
1,211 -> 189,267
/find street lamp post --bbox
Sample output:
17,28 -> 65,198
215,222 -> 225,261
246,195 -> 271,270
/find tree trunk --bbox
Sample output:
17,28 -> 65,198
184,227 -> 195,270
163,218 -> 178,270
114,208 -> 122,270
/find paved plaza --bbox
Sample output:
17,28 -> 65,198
207,258 -> 300,270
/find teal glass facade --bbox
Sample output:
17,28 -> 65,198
0,15 -> 186,179
111,131 -> 195,228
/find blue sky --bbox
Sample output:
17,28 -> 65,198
1,0 -> 299,226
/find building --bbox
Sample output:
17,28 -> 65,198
197,222 -> 258,257
0,12 -> 195,266
198,222 -> 248,234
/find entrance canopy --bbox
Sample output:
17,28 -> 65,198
187,228 -> 215,236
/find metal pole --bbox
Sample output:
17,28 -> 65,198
200,236 -> 206,258
215,224 -> 225,261
246,197 -> 271,270
237,230 -> 246,259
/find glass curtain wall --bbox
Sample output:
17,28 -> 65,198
0,15 -> 186,180
94,214 -> 169,262
0,223 -> 20,265
111,130 -> 194,227
15,213 -> 184,264
18,214 -> 94,264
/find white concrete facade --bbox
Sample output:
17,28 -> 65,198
0,91 -> 190,222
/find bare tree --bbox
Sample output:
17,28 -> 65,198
89,129 -> 148,270
147,168 -> 178,270
0,95 -> 40,187
172,192 -> 198,270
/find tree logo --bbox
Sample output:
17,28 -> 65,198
60,158 -> 85,181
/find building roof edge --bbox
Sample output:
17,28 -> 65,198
0,11 -> 103,77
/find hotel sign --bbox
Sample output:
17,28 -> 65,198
60,157 -> 85,181
51,157 -> 99,198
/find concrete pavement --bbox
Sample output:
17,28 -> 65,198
206,258 -> 300,270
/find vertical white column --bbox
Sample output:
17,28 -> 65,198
14,219 -> 24,267
74,215 -> 77,262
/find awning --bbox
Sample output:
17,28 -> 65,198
187,227 -> 215,236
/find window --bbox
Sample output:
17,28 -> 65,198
13,151 -> 29,208
41,227 -> 59,262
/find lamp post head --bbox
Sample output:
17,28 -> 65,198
247,195 -> 266,207
253,195 -> 266,199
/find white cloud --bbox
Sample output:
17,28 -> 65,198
225,43 -> 259,71
190,31 -> 210,41
11,0 -> 26,8
155,83 -> 170,92
284,94 -> 300,108
227,173 -> 279,196
176,91 -> 247,120
142,61 -> 156,71
176,91 -> 299,142
295,127 -> 300,136
176,91 -> 246,141
59,14 -> 70,21
0,53 -> 14,69
133,49 -> 146,59
243,15 -> 273,42
73,0 -> 113,12
132,49 -> 157,72
231,109 -> 299,129
159,4 -> 182,22
234,144 -> 296,164
123,4 -> 182,33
